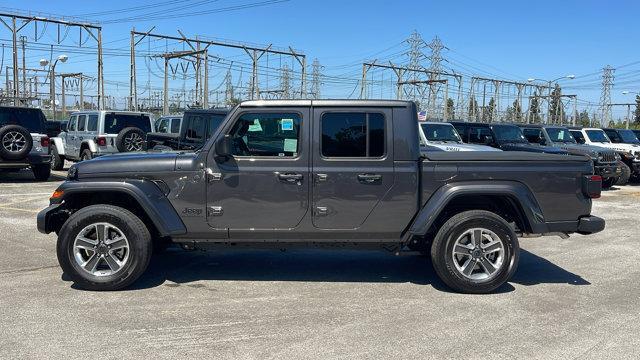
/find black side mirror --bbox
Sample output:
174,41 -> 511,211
215,135 -> 232,157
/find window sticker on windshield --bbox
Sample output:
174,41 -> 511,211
283,138 -> 297,152
248,119 -> 262,132
281,118 -> 294,131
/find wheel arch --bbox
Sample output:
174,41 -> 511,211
408,181 -> 546,238
44,180 -> 187,238
80,140 -> 98,154
51,137 -> 66,156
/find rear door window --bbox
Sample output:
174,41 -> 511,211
77,115 -> 87,131
104,113 -> 152,134
321,112 -> 385,158
170,118 -> 181,133
87,115 -> 98,132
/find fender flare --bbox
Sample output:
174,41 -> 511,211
80,140 -> 98,154
50,180 -> 186,236
51,137 -> 66,156
408,181 -> 547,236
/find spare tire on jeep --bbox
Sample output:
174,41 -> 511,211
115,127 -> 146,152
0,124 -> 33,160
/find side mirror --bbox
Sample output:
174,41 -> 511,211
484,136 -> 493,145
215,135 -> 232,157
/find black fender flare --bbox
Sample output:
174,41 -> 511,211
408,181 -> 547,236
44,180 -> 186,236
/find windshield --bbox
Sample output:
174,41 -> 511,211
546,127 -> 576,143
491,125 -> 527,143
420,123 -> 461,142
619,129 -> 640,143
585,129 -> 611,143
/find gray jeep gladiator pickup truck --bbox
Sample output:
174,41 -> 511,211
37,100 -> 604,294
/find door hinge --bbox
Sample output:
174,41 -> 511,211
207,206 -> 223,216
315,206 -> 328,216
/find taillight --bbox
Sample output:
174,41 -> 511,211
40,136 -> 50,147
583,174 -> 602,199
96,137 -> 107,146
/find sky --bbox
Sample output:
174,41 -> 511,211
3,0 -> 640,118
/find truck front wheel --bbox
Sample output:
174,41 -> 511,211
56,205 -> 152,291
430,210 -> 519,294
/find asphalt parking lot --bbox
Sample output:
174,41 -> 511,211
1,169 -> 639,360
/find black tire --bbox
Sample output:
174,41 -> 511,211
56,205 -> 152,291
51,145 -> 64,170
430,210 -> 520,294
0,124 -> 33,160
80,149 -> 92,161
616,161 -> 630,186
115,127 -> 146,152
602,177 -> 617,189
32,164 -> 51,181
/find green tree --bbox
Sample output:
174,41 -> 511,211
446,98 -> 455,120
505,105 -> 514,120
578,110 -> 590,127
483,97 -> 496,121
468,97 -> 479,120
226,97 -> 241,107
512,99 -> 522,122
549,84 -> 564,124
529,92 -> 541,123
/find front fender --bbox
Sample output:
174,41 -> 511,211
40,179 -> 187,236
408,181 -> 547,236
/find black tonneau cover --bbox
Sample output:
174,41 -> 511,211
422,151 -> 589,162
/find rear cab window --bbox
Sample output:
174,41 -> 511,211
104,113 -> 152,134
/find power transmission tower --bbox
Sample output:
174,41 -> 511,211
427,36 -> 446,118
224,68 -> 234,105
404,31 -> 427,106
599,65 -> 614,127
310,58 -> 323,99
280,64 -> 291,99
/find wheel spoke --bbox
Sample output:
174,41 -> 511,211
107,237 -> 127,250
482,241 -> 502,254
75,236 -> 97,250
462,258 -> 477,276
472,229 -> 483,247
454,244 -> 472,256
479,257 -> 497,274
82,253 -> 100,272
104,253 -> 121,272
96,224 -> 107,242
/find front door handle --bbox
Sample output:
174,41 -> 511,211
357,174 -> 382,183
277,173 -> 303,183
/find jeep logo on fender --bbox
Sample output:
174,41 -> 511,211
182,208 -> 203,217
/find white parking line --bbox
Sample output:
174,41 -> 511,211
0,193 -> 51,197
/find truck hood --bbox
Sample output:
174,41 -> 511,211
552,143 -> 615,158
425,142 -> 501,152
499,142 -> 568,154
73,152 -> 181,176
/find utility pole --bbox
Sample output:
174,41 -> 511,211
280,64 -> 291,99
404,31 -> 427,106
599,65 -> 615,127
427,36 -> 445,117
19,35 -> 26,98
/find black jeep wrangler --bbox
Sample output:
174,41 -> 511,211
0,106 -> 51,181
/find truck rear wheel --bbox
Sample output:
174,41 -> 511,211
430,210 -> 519,294
56,205 -> 152,291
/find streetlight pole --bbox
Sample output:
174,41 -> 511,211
528,74 -> 575,124
41,54 -> 68,120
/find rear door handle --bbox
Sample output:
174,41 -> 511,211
357,174 -> 382,183
278,173 -> 303,183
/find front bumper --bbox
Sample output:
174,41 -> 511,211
37,203 -> 62,234
594,163 -> 621,179
577,215 -> 605,235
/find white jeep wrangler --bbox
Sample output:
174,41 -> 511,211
51,111 -> 153,169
